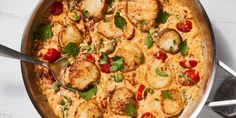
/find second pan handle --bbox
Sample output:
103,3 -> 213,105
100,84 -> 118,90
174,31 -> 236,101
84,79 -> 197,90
204,60 -> 236,107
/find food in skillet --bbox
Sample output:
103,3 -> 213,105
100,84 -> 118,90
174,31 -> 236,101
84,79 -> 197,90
32,0 -> 205,117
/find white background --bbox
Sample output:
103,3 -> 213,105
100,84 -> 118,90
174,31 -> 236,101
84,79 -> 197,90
0,0 -> 235,117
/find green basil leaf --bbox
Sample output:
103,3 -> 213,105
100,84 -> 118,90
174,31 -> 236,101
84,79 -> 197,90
79,85 -> 97,100
114,12 -> 127,31
156,10 -> 170,24
155,68 -> 168,77
162,90 -> 173,100
124,102 -> 136,117
110,56 -> 124,72
178,40 -> 189,56
63,42 -> 79,57
145,33 -> 154,49
53,82 -> 61,93
60,99 -> 65,106
100,52 -> 108,65
83,10 -> 90,19
109,43 -> 115,52
37,24 -> 53,40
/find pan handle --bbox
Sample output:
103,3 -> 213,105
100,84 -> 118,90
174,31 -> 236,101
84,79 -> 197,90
204,60 -> 236,107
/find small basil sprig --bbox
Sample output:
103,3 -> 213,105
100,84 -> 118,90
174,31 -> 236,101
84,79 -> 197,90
114,12 -> 127,31
83,10 -> 90,19
100,52 -> 108,65
36,24 -> 53,40
63,42 -> 79,57
178,40 -> 189,56
145,33 -> 154,49
110,56 -> 124,72
53,82 -> 61,93
156,10 -> 170,24
110,73 -> 123,82
79,85 -> 97,100
162,90 -> 173,100
155,68 -> 168,77
124,102 -> 136,117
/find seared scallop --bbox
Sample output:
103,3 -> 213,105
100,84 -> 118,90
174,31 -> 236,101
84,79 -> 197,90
59,25 -> 83,48
156,29 -> 182,54
146,58 -> 172,89
109,88 -> 137,116
115,41 -> 144,72
97,15 -> 135,40
160,89 -> 184,116
80,0 -> 108,22
69,60 -> 100,90
75,99 -> 102,118
126,0 -> 160,31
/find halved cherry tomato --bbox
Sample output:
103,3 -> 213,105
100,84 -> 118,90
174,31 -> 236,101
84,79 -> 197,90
51,2 -> 63,16
100,58 -> 112,73
179,60 -> 198,68
137,84 -> 147,101
184,69 -> 200,83
176,20 -> 192,32
141,112 -> 155,118
154,51 -> 168,62
43,48 -> 61,63
86,54 -> 95,63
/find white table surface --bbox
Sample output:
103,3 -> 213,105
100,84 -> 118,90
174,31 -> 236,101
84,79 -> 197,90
0,0 -> 235,117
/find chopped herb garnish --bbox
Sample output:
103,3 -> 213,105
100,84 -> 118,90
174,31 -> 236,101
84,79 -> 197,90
83,10 -> 90,19
63,42 -> 79,57
155,68 -> 168,77
178,40 -> 189,56
140,21 -> 146,27
162,90 -> 173,100
66,84 -> 79,93
156,10 -> 170,24
114,12 -> 127,31
60,96 -> 72,118
37,24 -> 53,40
100,52 -> 108,65
110,56 -> 124,72
79,85 -> 97,100
71,12 -> 81,21
124,102 -> 136,117
140,54 -> 145,63
145,33 -> 154,49
110,73 -> 124,82
53,82 -> 61,93
145,88 -> 155,94
178,70 -> 192,82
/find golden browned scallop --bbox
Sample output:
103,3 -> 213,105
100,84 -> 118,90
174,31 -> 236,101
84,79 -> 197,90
146,58 -> 172,89
80,0 -> 108,22
59,25 -> 83,48
109,88 -> 137,116
160,89 -> 184,116
115,41 -> 144,72
69,60 -> 100,90
126,0 -> 160,31
75,99 -> 102,118
156,29 -> 182,54
97,15 -> 135,40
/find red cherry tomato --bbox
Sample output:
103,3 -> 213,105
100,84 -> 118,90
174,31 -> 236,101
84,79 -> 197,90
43,48 -> 61,63
154,51 -> 168,62
137,84 -> 147,101
184,69 -> 200,83
141,112 -> 155,118
51,2 -> 63,16
100,58 -> 112,73
179,60 -> 198,68
86,54 -> 95,63
176,20 -> 192,32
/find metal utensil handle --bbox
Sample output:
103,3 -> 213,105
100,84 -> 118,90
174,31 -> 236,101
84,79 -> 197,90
204,60 -> 236,107
0,44 -> 47,67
